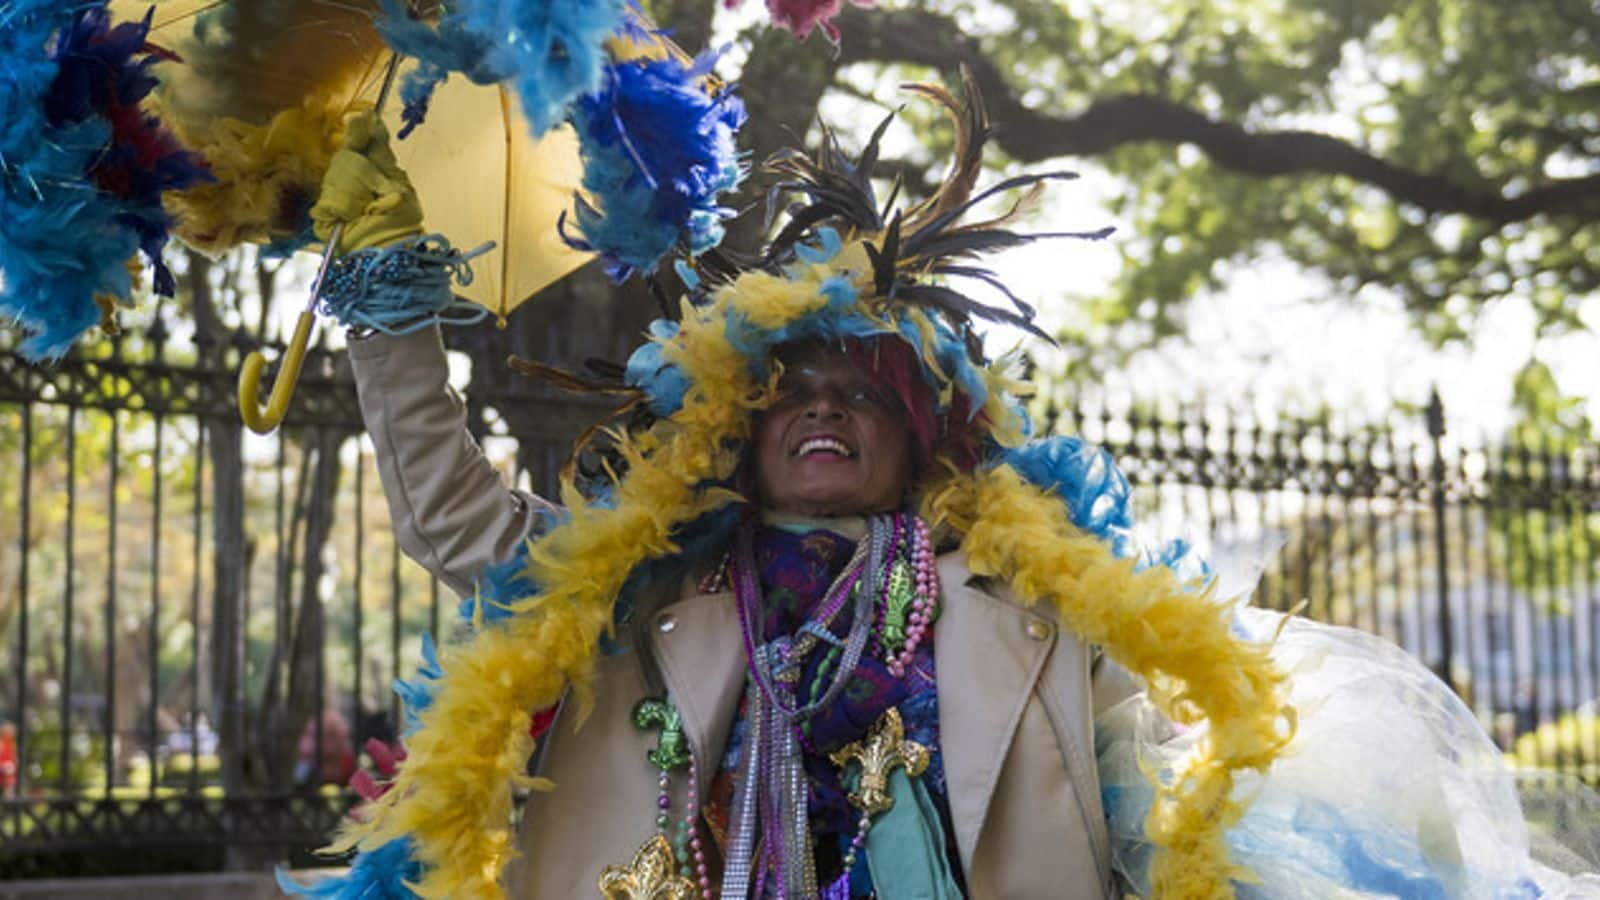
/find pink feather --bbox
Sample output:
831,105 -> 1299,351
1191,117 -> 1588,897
724,0 -> 875,42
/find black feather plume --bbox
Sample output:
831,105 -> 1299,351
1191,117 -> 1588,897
702,74 -> 1113,351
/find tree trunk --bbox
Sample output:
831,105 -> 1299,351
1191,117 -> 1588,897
206,417 -> 246,796
447,264 -> 660,497
185,250 -> 250,801
278,426 -> 350,787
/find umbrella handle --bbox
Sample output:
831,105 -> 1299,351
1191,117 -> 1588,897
238,222 -> 343,434
239,310 -> 316,435
235,52 -> 401,435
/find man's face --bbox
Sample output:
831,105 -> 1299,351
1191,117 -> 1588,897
754,343 -> 915,517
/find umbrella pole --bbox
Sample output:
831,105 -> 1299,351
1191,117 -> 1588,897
237,53 -> 402,435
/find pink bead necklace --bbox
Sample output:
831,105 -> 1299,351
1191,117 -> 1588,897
886,514 -> 940,677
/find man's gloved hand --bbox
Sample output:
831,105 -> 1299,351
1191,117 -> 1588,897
310,111 -> 425,254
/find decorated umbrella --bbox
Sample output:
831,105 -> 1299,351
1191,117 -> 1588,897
102,1 -> 585,432
107,0 -> 597,314
102,0 -> 744,433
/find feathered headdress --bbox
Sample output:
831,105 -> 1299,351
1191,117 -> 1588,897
298,75 -> 1293,900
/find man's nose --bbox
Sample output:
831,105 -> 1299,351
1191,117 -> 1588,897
802,388 -> 847,419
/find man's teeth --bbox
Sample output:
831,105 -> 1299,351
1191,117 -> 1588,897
796,436 -> 853,457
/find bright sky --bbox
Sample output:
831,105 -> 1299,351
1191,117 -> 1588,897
984,174 -> 1600,442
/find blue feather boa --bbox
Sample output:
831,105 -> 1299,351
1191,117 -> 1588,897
376,0 -> 628,140
277,836 -> 422,899
0,3 -> 207,361
1000,436 -> 1209,578
561,52 -> 746,281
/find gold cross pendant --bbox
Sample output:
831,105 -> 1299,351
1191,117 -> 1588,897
829,707 -> 930,815
597,834 -> 696,899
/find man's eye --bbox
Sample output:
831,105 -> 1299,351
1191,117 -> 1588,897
848,388 -> 891,409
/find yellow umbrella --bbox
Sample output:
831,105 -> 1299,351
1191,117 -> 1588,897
110,0 -> 669,432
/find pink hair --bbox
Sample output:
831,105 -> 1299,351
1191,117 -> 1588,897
842,336 -> 984,474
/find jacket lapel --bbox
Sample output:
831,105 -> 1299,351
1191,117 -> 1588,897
933,552 -> 1056,873
649,585 -> 747,804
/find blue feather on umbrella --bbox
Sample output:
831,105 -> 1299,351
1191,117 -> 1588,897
48,7 -> 211,296
377,0 -> 628,140
0,2 -> 208,361
561,52 -> 746,281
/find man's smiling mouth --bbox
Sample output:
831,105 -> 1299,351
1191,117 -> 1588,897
794,435 -> 856,458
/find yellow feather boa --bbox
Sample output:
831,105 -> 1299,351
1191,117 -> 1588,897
925,466 -> 1293,899
339,237 -> 1291,899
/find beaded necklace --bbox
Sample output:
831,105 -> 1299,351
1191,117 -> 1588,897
736,522 -> 876,721
717,513 -> 943,899
724,519 -> 879,898
619,514 -> 943,900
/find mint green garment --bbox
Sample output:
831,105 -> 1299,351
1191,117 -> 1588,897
864,769 -> 965,900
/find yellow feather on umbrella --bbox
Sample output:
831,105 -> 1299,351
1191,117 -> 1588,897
109,1 -> 391,254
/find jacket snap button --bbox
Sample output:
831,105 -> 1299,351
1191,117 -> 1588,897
1026,621 -> 1051,641
657,614 -> 678,634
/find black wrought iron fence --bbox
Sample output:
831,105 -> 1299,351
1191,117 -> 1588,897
1043,389 -> 1600,783
0,324 -> 458,877
2,330 -> 1597,876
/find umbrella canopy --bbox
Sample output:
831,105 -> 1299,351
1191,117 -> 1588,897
110,0 -> 597,319
390,70 -> 589,319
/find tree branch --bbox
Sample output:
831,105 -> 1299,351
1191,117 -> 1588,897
652,0 -> 719,55
836,7 -> 1600,225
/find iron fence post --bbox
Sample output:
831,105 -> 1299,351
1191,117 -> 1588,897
1427,387 -> 1455,689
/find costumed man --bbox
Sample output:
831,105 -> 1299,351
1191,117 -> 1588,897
283,85 -> 1599,900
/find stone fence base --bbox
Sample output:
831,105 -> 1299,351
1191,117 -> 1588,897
0,870 -> 343,899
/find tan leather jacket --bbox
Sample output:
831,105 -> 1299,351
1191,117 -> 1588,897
350,326 -> 1137,899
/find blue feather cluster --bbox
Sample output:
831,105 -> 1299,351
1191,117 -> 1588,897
277,836 -> 423,899
1000,436 -> 1209,579
625,319 -> 692,416
1000,437 -> 1135,548
48,8 -> 209,297
562,53 -> 746,281
0,3 -> 208,361
391,633 -> 445,738
1,2 -> 131,361
377,0 -> 628,140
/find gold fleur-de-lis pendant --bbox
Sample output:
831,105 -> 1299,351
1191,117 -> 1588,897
829,707 -> 930,815
597,834 -> 696,900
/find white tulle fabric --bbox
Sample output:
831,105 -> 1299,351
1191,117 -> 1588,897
1097,607 -> 1600,899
